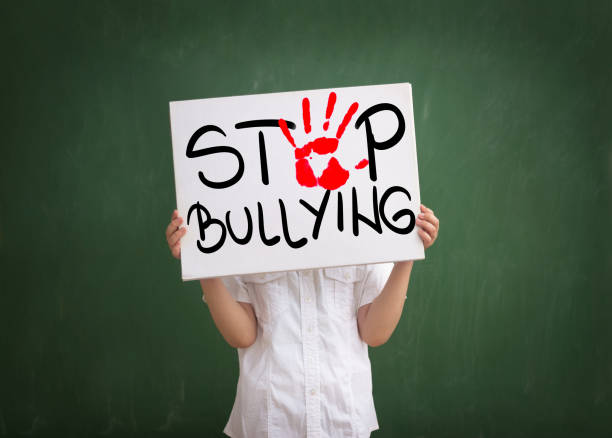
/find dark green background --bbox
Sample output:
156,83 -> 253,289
1,1 -> 610,436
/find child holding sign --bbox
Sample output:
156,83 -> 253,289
165,204 -> 439,437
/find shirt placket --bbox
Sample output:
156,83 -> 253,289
299,271 -> 321,438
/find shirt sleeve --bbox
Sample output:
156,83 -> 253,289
202,276 -> 252,304
358,263 -> 395,307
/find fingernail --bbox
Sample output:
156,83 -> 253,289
418,213 -> 424,218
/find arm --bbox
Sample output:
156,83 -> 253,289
166,209 -> 257,349
357,261 -> 413,347
200,278 -> 257,349
358,204 -> 439,347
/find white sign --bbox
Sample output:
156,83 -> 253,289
169,83 -> 424,280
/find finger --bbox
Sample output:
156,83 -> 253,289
421,203 -> 434,214
168,227 -> 187,247
165,216 -> 183,239
418,212 -> 439,229
171,240 -> 181,259
418,228 -> 432,247
416,217 -> 436,236
172,209 -> 178,219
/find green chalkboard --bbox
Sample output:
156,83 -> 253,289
1,0 -> 610,436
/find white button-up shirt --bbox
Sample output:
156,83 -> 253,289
203,263 -> 395,438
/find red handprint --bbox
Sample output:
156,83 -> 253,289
279,92 -> 368,190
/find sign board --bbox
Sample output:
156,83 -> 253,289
169,83 -> 424,280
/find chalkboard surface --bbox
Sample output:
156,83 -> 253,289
1,1 -> 610,437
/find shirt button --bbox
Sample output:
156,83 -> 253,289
307,326 -> 313,333
344,273 -> 349,280
310,389 -> 316,396
305,296 -> 312,303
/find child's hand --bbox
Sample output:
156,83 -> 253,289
165,209 -> 187,259
416,204 -> 439,250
